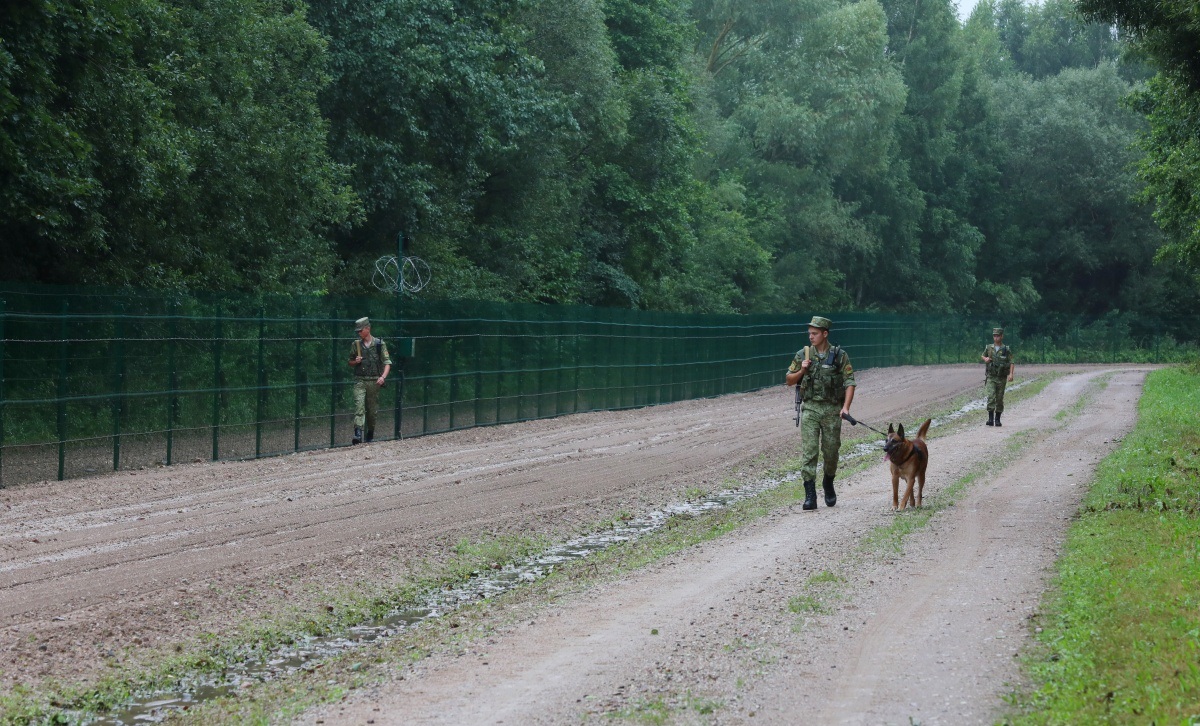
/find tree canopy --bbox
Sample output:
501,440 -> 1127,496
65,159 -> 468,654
0,0 -> 1194,320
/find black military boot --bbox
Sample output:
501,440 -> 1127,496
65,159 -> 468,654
986,411 -> 994,426
802,479 -> 817,510
994,412 -> 1002,427
822,474 -> 837,507
366,429 -> 375,443
352,426 -> 363,445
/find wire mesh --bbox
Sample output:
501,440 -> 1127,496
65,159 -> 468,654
0,283 -> 1194,487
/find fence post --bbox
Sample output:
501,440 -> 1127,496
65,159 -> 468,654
474,326 -> 483,427
294,304 -> 302,452
449,333 -> 459,430
255,307 -> 265,458
495,318 -> 505,422
394,296 -> 402,440
533,316 -> 543,418
112,306 -> 126,471
396,366 -> 405,440
212,309 -> 223,461
166,302 -> 178,466
573,327 -> 581,413
57,299 -> 68,481
329,315 -> 338,447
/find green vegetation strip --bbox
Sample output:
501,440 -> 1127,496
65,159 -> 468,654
1005,366 -> 1200,724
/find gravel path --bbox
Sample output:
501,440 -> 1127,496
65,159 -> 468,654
301,366 -> 1148,725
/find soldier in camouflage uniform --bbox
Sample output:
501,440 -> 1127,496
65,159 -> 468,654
349,317 -> 392,444
785,316 -> 856,510
981,327 -> 1014,427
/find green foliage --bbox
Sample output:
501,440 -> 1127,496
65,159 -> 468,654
1006,367 -> 1200,724
1129,74 -> 1200,278
869,0 -> 990,313
981,63 -> 1163,316
694,0 -> 909,312
1076,0 -> 1200,276
0,0 -> 357,293
969,0 -> 1133,80
0,0 -> 1195,320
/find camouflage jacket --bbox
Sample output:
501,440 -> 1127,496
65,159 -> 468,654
982,343 -> 1013,379
789,345 -> 855,404
351,338 -> 392,379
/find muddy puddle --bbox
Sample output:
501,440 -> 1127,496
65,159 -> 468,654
82,385 -> 1030,724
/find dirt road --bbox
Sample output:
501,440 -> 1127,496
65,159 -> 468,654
302,366 -> 1147,725
0,364 -> 1148,725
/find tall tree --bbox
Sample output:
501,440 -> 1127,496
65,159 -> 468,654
691,0 -> 910,313
980,64 -> 1161,315
866,0 -> 997,312
1077,0 -> 1200,274
0,0 -> 356,292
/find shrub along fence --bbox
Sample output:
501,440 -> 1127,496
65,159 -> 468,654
0,283 -> 1193,487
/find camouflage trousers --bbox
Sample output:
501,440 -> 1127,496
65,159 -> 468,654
353,378 -> 382,432
800,402 -> 843,481
985,377 -> 1008,414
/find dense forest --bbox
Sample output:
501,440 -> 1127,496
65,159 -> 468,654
2,0 -> 1198,319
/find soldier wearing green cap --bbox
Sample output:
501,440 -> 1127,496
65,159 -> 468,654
349,317 -> 392,444
981,327 -> 1014,426
785,315 -> 856,510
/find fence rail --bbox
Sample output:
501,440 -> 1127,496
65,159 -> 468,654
0,283 -> 1193,487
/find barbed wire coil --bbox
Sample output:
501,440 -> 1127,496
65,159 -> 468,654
373,255 -> 431,294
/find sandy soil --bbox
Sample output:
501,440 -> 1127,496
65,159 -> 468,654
0,364 -> 1149,725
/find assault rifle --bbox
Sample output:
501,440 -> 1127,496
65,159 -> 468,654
792,345 -> 810,427
794,383 -> 803,427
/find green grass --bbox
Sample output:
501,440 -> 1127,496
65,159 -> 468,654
606,697 -> 672,724
1004,366 -> 1200,725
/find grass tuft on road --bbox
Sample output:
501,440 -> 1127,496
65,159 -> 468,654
1005,366 -> 1200,724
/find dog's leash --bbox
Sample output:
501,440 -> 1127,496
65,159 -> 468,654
840,412 -> 888,438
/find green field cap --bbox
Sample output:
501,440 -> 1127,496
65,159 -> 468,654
808,315 -> 832,330
355,317 -> 371,331
992,327 -> 1003,335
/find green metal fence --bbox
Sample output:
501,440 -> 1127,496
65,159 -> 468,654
0,283 -> 1194,487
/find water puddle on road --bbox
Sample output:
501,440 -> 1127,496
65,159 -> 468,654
85,385 -> 1030,724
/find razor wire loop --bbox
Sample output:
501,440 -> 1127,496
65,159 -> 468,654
373,255 -> 431,294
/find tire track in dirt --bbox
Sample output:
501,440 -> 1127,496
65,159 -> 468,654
305,367 -> 1148,725
809,370 -> 1141,725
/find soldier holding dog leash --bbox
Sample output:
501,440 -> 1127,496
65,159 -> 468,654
349,316 -> 392,444
785,316 -> 856,511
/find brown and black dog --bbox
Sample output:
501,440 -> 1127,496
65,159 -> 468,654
884,419 -> 931,511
